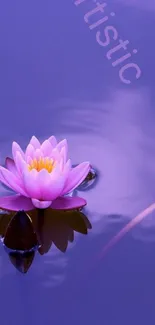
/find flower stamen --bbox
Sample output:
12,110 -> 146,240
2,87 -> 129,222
28,157 -> 54,173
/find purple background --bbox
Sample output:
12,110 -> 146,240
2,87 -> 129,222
0,0 -> 155,324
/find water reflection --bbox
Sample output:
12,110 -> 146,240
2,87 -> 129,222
4,211 -> 39,250
57,89 -> 155,223
0,208 -> 92,273
0,0 -> 154,323
8,251 -> 35,274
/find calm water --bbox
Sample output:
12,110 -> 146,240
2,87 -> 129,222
0,0 -> 155,324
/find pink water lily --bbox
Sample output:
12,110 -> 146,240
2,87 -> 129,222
0,136 -> 90,211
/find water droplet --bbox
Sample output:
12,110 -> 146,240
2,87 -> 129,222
73,165 -> 98,191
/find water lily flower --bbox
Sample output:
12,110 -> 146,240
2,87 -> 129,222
0,136 -> 90,211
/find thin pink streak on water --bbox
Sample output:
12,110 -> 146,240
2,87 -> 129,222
81,204 -> 155,278
98,203 -> 155,259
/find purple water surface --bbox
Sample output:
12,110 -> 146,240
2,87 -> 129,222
0,0 -> 155,324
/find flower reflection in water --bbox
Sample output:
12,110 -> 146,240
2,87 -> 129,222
0,207 -> 92,274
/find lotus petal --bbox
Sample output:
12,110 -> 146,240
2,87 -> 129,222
0,194 -> 34,211
0,167 -> 28,197
41,140 -> 53,156
33,148 -> 44,159
37,168 -> 65,200
31,198 -> 52,209
23,169 -> 41,199
12,142 -> 25,160
62,159 -> 71,178
29,136 -> 41,149
50,196 -> 87,210
48,135 -> 57,148
14,151 -> 26,175
60,147 -> 67,168
62,162 -> 90,195
57,139 -> 68,161
5,157 -> 18,176
25,144 -> 35,159
50,147 -> 61,161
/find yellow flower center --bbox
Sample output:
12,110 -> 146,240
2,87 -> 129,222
28,157 -> 55,173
